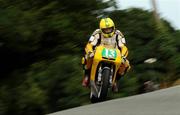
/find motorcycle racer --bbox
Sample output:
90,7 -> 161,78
82,17 -> 130,92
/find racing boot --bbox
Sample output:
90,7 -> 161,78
82,70 -> 90,87
112,81 -> 119,93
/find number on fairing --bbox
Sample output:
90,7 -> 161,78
102,48 -> 117,59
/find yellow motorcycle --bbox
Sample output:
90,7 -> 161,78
89,45 -> 122,102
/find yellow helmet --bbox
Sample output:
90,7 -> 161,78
99,17 -> 115,38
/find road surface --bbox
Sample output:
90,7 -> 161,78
49,85 -> 180,115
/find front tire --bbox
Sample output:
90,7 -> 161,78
90,93 -> 98,103
98,68 -> 110,101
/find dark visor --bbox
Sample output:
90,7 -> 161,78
102,27 -> 114,34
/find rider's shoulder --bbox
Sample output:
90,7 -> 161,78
115,30 -> 124,37
92,29 -> 101,36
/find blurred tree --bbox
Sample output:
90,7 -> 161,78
110,8 -> 179,91
0,0 -> 112,114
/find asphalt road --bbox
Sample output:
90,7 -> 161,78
49,85 -> 180,115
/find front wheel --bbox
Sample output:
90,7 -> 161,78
98,68 -> 110,101
90,92 -> 98,103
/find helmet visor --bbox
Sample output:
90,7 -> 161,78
102,27 -> 114,34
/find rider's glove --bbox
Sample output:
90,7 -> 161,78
121,55 -> 126,64
88,51 -> 94,58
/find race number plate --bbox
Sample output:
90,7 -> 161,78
102,48 -> 117,59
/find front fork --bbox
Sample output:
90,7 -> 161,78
90,64 -> 115,98
97,64 -> 114,87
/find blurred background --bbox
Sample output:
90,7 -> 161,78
0,0 -> 179,114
